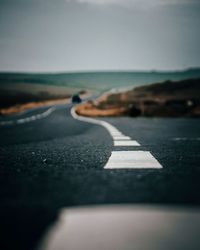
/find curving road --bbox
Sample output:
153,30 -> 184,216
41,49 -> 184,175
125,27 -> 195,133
0,104 -> 200,250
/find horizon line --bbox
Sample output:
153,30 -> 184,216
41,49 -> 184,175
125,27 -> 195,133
0,67 -> 200,75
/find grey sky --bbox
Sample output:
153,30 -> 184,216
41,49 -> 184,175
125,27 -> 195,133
0,0 -> 200,72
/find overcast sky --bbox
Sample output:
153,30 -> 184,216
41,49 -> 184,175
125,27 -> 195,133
0,0 -> 200,72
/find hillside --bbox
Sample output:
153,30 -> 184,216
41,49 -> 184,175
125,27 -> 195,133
1,68 -> 200,92
76,78 -> 200,118
0,83 -> 88,116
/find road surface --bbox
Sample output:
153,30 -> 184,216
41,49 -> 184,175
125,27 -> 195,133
0,104 -> 200,250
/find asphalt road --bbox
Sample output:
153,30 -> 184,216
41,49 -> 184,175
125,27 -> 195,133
0,104 -> 200,250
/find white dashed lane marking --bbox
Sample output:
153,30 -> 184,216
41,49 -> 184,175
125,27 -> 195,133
71,107 -> 163,169
172,137 -> 200,141
114,140 -> 140,146
104,151 -> 162,169
113,136 -> 131,140
0,107 -> 55,126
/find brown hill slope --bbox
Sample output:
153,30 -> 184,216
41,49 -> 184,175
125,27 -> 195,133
76,78 -> 200,117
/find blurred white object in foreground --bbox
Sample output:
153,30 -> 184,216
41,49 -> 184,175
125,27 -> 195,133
39,205 -> 200,250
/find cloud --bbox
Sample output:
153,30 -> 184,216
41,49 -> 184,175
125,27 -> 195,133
67,0 -> 200,7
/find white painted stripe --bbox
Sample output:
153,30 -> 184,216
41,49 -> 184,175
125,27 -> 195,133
114,140 -> 140,146
0,120 -> 13,126
0,107 -> 55,126
172,137 -> 200,141
71,107 -> 163,169
104,151 -> 162,169
113,136 -> 131,140
71,107 -> 123,138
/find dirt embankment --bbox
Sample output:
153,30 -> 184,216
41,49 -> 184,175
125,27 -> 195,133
0,99 -> 70,116
0,83 -> 90,116
76,78 -> 200,118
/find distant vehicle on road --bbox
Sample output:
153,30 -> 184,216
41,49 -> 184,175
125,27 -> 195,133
71,94 -> 82,104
